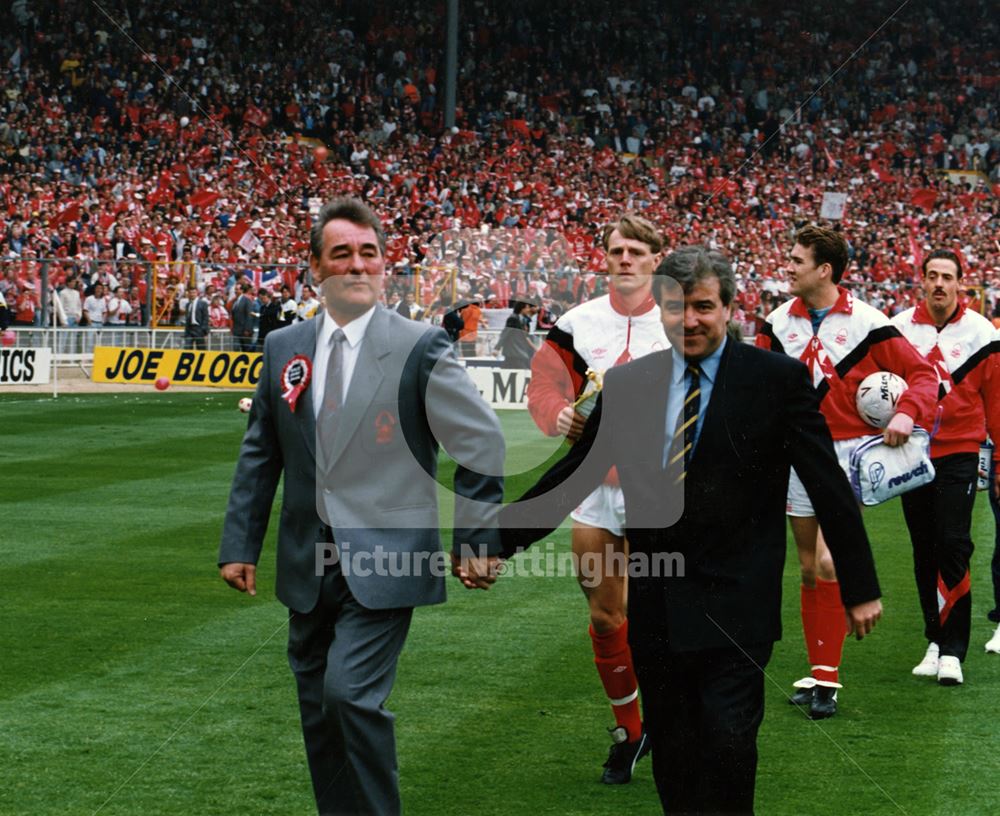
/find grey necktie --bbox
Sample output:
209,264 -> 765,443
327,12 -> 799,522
318,329 -> 346,463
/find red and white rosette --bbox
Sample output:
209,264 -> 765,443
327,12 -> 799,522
280,354 -> 312,412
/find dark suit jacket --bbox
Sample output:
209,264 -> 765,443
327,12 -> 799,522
184,298 -> 209,338
501,340 -> 880,652
395,302 -> 425,321
257,300 -> 282,343
231,294 -> 252,338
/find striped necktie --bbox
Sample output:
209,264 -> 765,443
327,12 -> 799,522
667,364 -> 701,484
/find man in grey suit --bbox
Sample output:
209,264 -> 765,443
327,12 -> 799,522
230,282 -> 255,351
219,197 -> 504,816
182,286 -> 209,350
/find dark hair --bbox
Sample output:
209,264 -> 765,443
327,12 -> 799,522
310,197 -> 386,259
921,248 -> 963,279
652,246 -> 736,306
258,288 -> 270,297
794,224 -> 849,283
601,213 -> 664,254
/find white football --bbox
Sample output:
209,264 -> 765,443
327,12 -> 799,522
238,397 -> 252,413
855,371 -> 907,428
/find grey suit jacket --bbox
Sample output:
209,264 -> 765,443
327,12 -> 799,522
219,306 -> 505,613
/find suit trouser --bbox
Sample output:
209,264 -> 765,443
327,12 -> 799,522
287,561 -> 413,816
988,457 -> 1000,618
900,453 -> 977,661
631,628 -> 772,815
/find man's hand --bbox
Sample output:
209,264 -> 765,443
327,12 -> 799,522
220,562 -> 257,596
450,552 -> 501,590
845,598 -> 882,640
883,411 -> 914,447
556,405 -> 586,441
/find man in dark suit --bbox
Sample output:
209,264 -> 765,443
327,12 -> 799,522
219,197 -> 504,816
182,286 -> 209,350
254,287 -> 282,349
395,291 -> 424,321
489,246 -> 882,815
230,282 -> 254,351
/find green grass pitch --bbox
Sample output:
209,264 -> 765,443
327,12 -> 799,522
2,391 -> 999,815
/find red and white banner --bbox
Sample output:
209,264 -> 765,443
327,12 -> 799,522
227,220 -> 260,253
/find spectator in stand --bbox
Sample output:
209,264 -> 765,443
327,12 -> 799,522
231,282 -> 255,352
209,295 -> 231,329
278,285 -> 299,328
83,282 -> 107,328
13,284 -> 38,326
495,299 -> 539,369
106,285 -> 132,327
296,284 -> 321,322
126,285 -> 144,326
255,289 -> 282,348
458,296 -> 483,357
396,291 -> 425,321
59,277 -> 83,327
183,286 -> 210,350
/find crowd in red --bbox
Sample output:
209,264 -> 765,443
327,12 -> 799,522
0,0 -> 998,330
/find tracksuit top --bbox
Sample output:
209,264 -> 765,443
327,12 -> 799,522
757,287 -> 938,440
892,302 -> 1000,461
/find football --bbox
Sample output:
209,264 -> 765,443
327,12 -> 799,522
855,371 -> 908,428
238,397 -> 253,413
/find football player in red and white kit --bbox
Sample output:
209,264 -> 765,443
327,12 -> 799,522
891,249 -> 1000,685
757,225 -> 937,719
527,214 -> 667,782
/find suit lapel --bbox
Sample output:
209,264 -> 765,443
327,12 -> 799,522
688,339 -> 742,468
293,315 -> 322,462
321,307 -> 388,474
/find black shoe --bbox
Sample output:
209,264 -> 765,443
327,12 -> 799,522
809,686 -> 838,720
789,686 -> 815,706
601,726 -> 650,784
987,608 -> 1000,624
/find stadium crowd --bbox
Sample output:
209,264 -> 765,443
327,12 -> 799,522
0,0 -> 998,335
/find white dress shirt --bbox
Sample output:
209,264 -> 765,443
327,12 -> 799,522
313,306 -> 376,419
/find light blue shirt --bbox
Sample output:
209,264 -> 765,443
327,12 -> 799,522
663,337 -> 727,468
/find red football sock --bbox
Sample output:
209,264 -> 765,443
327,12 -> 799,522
590,620 -> 642,742
800,582 -> 819,671
810,579 -> 848,685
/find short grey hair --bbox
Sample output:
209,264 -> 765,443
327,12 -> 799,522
310,197 -> 386,259
652,246 -> 736,306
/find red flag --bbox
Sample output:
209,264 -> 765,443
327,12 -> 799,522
870,161 -> 896,183
243,105 -> 270,128
189,189 -> 220,209
910,188 -> 938,213
227,220 -> 260,253
50,202 -> 82,227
